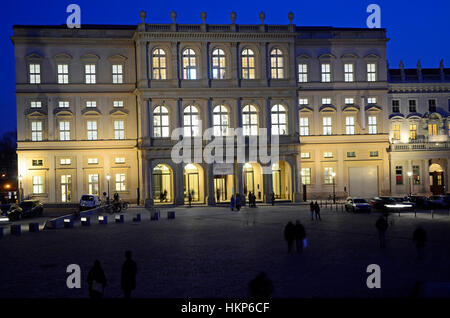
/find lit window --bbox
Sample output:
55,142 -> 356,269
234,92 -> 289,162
323,117 -> 332,135
115,157 -> 125,164
211,49 -> 226,79
392,123 -> 400,140
153,106 -> 170,137
59,121 -> 70,140
32,176 -> 44,194
270,48 -> 284,79
301,168 -> 311,185
31,121 -> 42,141
113,101 -> 123,108
88,174 -> 99,195
344,63 -> 354,82
114,120 -> 125,140
392,100 -> 400,113
298,64 -> 308,83
367,63 -> 376,81
324,167 -> 334,184
395,166 -> 403,185
85,64 -> 96,84
324,152 -> 333,158
183,105 -> 200,137
88,158 -> 98,164
241,49 -> 255,79
301,152 -> 310,159
152,48 -> 167,80
428,123 -> 437,136
112,64 -> 123,84
299,117 -> 309,136
86,101 -> 96,108
409,100 -> 417,113
29,63 -> 41,84
61,175 -> 72,202
347,151 -> 356,158
182,49 -> 197,80
413,165 -> 420,185
213,105 -> 229,136
57,64 -> 69,84
369,151 -> 378,157
299,98 -> 308,106
271,104 -> 287,135
368,116 -> 377,134
345,98 -> 354,105
242,105 -> 258,136
321,63 -> 331,82
115,173 -> 126,191
58,101 -> 69,108
367,97 -> 377,104
60,158 -> 71,165
31,101 -> 41,108
409,124 -> 417,140
87,121 -> 98,140
322,98 -> 331,105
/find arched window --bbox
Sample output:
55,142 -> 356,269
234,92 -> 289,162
270,48 -> 284,79
182,49 -> 197,80
241,49 -> 256,79
271,104 -> 287,135
152,48 -> 167,80
213,105 -> 229,136
211,49 -> 226,79
153,106 -> 169,137
183,105 -> 200,137
242,105 -> 258,136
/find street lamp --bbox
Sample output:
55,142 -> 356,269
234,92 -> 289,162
106,174 -> 111,202
331,172 -> 336,204
407,171 -> 413,196
18,175 -> 23,203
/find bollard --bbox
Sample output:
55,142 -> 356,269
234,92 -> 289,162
81,216 -> 91,226
431,210 -> 434,219
28,223 -> 39,233
151,211 -> 160,221
64,218 -> 73,229
11,224 -> 21,236
0,226 -> 3,238
133,213 -> 141,222
115,214 -> 124,223
98,215 -> 108,224
167,211 -> 175,219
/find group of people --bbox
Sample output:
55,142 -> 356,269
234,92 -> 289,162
248,192 -> 257,207
283,220 -> 307,254
309,201 -> 322,220
87,250 -> 137,299
159,189 -> 168,202
230,194 -> 242,211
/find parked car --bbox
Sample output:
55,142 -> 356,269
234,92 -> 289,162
369,196 -> 415,211
428,195 -> 450,208
345,197 -> 371,213
7,200 -> 43,221
79,194 -> 101,211
405,195 -> 432,209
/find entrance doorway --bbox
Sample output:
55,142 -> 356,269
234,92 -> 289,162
272,161 -> 292,200
184,163 -> 204,203
242,162 -> 263,201
152,164 -> 173,203
214,176 -> 227,202
429,163 -> 445,195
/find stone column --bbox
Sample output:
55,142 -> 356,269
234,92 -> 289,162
423,159 -> 430,195
145,159 -> 154,207
48,155 -> 56,202
136,40 -> 148,88
263,172 -> 273,203
261,42 -> 268,83
207,164 -> 215,206
172,42 -> 179,85
76,154 -> 83,202
175,163 -> 185,205
265,98 -> 272,135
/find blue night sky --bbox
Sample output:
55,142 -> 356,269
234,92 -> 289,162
2,0 -> 449,135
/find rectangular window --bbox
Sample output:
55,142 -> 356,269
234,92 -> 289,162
57,64 -> 69,84
367,63 -> 376,81
321,63 -> 331,82
115,157 -> 125,164
115,173 -> 126,191
60,158 -> 71,165
59,121 -> 70,141
298,98 -> 308,106
395,166 -> 403,185
32,176 -> 44,194
347,151 -> 356,158
300,152 -> 310,159
299,117 -> 309,136
345,98 -> 354,105
31,101 -> 42,108
58,101 -> 69,108
409,124 -> 417,140
392,123 -> 400,140
369,151 -> 379,157
86,101 -> 96,108
29,63 -> 41,84
324,167 -> 334,184
88,174 -> 99,195
87,121 -> 98,140
301,168 -> 311,185
32,159 -> 43,166
344,63 -> 354,82
392,100 -> 400,113
368,116 -> 377,134
114,120 -> 125,140
322,98 -> 331,105
85,64 -> 96,84
61,174 -> 72,202
323,117 -> 332,135
367,97 -> 377,104
113,100 -> 123,108
298,64 -> 308,83
112,64 -> 123,84
409,100 -> 417,113
324,152 -> 333,158
428,99 -> 437,112
88,158 -> 98,164
413,165 -> 420,185
31,121 -> 43,141
345,116 -> 355,135
428,123 -> 437,136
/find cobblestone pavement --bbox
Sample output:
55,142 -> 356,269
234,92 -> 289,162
1,204 -> 450,298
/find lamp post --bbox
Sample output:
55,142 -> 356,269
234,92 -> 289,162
407,171 -> 413,196
106,174 -> 111,202
331,172 -> 336,204
18,175 -> 23,203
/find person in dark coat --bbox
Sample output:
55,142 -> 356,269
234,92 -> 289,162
413,226 -> 427,260
87,260 -> 107,299
121,250 -> 137,298
314,201 -> 321,220
375,216 -> 389,248
271,193 -> 275,206
284,221 -> 296,254
309,201 -> 315,220
249,272 -> 274,299
294,220 -> 306,253
230,196 -> 235,211
248,192 -> 252,207
236,194 -> 241,211
216,188 -> 220,203
252,192 -> 257,207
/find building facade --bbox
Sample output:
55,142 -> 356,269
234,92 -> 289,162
12,11 -> 445,205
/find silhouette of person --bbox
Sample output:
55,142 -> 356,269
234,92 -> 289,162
271,193 -> 275,206
121,250 -> 137,298
314,201 -> 321,220
249,272 -> 274,299
216,188 -> 220,203
309,201 -> 315,220
294,220 -> 306,253
375,216 -> 389,248
236,194 -> 241,211
87,260 -> 107,299
284,221 -> 296,254
230,196 -> 235,211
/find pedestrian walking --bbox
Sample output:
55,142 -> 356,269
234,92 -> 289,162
249,272 -> 274,299
314,201 -> 321,220
413,226 -> 427,260
121,250 -> 137,299
309,201 -> 314,220
236,194 -> 241,211
216,188 -> 220,203
252,192 -> 257,207
271,193 -> 275,206
375,216 -> 389,248
188,192 -> 192,207
284,221 -> 296,254
248,192 -> 252,207
294,220 -> 306,253
230,196 -> 235,211
87,260 -> 107,299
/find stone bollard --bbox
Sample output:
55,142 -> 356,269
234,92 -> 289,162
167,211 -> 175,219
98,215 -> 108,224
64,218 -> 74,228
115,214 -> 124,223
29,223 -> 39,232
81,216 -> 91,226
11,224 -> 21,236
132,214 -> 141,222
151,211 -> 160,221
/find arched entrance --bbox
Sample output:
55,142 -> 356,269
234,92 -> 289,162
243,162 -> 263,201
184,163 -> 205,203
272,161 -> 292,200
429,163 -> 444,195
152,164 -> 173,204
